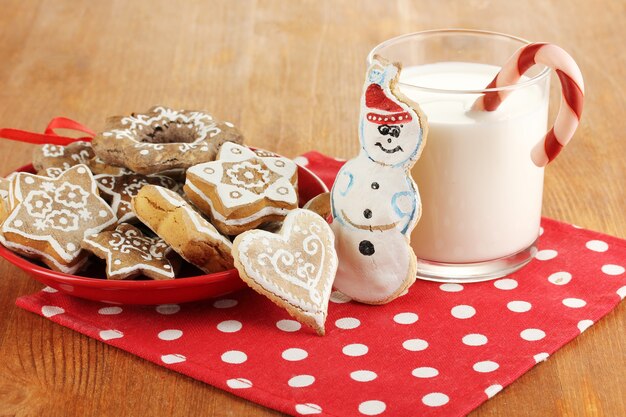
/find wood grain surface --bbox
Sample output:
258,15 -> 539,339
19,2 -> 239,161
0,0 -> 624,416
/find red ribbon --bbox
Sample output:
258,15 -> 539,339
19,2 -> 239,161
0,117 -> 95,146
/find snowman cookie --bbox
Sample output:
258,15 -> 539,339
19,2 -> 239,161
1,165 -> 117,273
82,223 -> 179,280
330,56 -> 428,304
233,209 -> 338,335
132,185 -> 234,274
92,106 -> 244,175
184,142 -> 298,235
33,141 -> 95,177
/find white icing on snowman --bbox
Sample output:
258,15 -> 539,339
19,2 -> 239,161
330,56 -> 427,304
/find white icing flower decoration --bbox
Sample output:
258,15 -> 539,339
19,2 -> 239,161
24,191 -> 53,218
55,182 -> 90,208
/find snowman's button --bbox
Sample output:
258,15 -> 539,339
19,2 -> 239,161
359,240 -> 375,256
363,209 -> 372,219
371,182 -> 379,190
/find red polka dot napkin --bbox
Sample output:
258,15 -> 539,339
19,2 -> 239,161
15,152 -> 626,417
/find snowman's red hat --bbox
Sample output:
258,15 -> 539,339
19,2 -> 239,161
365,83 -> 412,124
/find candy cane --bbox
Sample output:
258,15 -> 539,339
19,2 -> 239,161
473,43 -> 584,167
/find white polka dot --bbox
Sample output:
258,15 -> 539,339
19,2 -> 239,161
42,286 -> 58,293
521,328 -> 546,341
534,352 -> 549,362
41,305 -> 64,317
288,375 -> 315,388
548,271 -> 572,285
577,320 -> 593,333
422,393 -> 449,407
293,156 -> 310,166
485,384 -> 503,398
473,360 -> 499,373
226,378 -> 252,389
412,367 -> 439,378
140,149 -> 149,155
617,286 -> 626,299
562,298 -> 586,308
282,348 -> 308,361
66,243 -> 76,252
335,317 -> 360,329
277,319 -> 302,332
342,343 -> 368,357
330,291 -> 352,303
535,249 -> 558,260
25,177 -> 34,184
161,354 -> 186,364
217,320 -> 242,333
295,403 -> 322,415
507,301 -> 532,313
358,400 -> 386,415
350,370 -> 378,382
99,329 -> 124,340
221,350 -> 247,364
98,210 -> 108,217
602,264 -> 624,276
213,298 -> 238,308
462,333 -> 488,346
156,304 -> 180,315
402,338 -> 428,351
13,220 -> 23,227
494,278 -> 518,290
113,259 -> 122,265
76,166 -> 86,174
439,283 -> 463,292
98,306 -> 122,315
586,240 -> 608,252
451,305 -> 475,319
158,329 -> 183,340
393,312 -> 418,324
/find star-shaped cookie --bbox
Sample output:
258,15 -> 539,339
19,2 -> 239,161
184,142 -> 298,235
82,223 -> 177,280
33,141 -> 95,177
95,171 -> 181,223
1,164 -> 117,273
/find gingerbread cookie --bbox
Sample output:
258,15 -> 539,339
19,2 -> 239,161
82,223 -> 178,280
33,141 -> 95,178
92,106 -> 244,175
0,175 -> 14,228
233,209 -> 338,335
132,185 -> 234,273
303,192 -> 331,221
95,171 -> 180,223
330,56 -> 428,305
87,156 -> 129,176
184,142 -> 298,235
1,165 -> 117,273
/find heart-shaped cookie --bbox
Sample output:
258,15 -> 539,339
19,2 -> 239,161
233,209 -> 338,335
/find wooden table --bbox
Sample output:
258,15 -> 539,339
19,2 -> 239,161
0,1 -> 624,415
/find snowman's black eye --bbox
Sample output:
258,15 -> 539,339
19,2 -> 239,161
378,125 -> 390,135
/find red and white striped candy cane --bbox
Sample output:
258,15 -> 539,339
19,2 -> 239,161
473,42 -> 584,167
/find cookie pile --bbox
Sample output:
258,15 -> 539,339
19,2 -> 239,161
0,106 -> 340,335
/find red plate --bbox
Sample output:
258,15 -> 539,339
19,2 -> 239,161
0,159 -> 328,305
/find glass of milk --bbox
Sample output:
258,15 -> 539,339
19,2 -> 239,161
368,29 -> 551,282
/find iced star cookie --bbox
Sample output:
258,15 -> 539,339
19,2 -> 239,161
92,106 -> 244,175
330,56 -> 428,304
1,165 -> 117,273
33,141 -> 95,177
81,223 -> 178,280
233,209 -> 338,335
132,185 -> 234,273
95,171 -> 180,223
184,142 -> 298,235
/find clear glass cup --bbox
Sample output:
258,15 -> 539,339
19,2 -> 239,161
368,29 -> 551,282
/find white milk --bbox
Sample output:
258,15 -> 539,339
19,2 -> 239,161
401,62 -> 548,263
